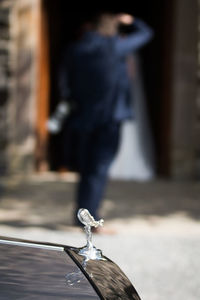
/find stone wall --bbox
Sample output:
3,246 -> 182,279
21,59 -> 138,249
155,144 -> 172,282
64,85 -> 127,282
197,0 -> 200,177
0,0 -> 40,175
0,0 -> 12,175
170,0 -> 198,179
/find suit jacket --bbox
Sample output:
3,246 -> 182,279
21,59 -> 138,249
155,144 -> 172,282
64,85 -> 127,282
58,18 -> 153,130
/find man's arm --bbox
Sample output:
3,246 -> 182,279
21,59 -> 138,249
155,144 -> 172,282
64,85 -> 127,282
46,46 -> 72,134
115,18 -> 154,57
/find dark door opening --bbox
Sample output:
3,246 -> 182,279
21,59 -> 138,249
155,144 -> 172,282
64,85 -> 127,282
43,2 -> 171,175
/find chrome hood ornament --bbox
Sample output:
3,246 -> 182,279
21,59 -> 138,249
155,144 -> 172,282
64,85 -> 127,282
78,208 -> 104,228
65,209 -> 105,285
77,209 -> 105,262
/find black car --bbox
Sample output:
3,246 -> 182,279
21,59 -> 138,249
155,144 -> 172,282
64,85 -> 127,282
0,209 -> 141,299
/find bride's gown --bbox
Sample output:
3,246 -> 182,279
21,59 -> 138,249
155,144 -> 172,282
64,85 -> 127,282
110,55 -> 155,181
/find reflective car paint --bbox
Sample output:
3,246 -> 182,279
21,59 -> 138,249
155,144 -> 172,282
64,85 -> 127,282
0,238 -> 99,299
0,236 -> 141,300
67,247 -> 141,300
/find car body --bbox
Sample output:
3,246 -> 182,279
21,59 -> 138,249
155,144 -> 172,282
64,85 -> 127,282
0,235 -> 141,299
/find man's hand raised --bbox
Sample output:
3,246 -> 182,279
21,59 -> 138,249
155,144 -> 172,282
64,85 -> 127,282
117,13 -> 134,25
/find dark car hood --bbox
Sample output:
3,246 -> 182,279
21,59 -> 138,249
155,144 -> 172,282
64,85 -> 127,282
0,236 -> 141,300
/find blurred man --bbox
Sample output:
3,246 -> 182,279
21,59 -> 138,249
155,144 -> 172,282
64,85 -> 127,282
58,11 -> 153,230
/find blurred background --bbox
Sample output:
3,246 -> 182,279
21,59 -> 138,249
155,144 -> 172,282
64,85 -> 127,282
0,1 -> 199,299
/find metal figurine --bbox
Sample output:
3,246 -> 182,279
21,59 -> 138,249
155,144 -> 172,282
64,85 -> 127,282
77,209 -> 105,262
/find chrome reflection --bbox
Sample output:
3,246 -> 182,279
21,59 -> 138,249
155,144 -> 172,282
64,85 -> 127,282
77,209 -> 105,262
0,239 -> 64,251
65,269 -> 85,286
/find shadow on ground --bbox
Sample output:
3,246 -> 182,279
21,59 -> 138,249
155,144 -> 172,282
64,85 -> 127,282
0,176 -> 200,230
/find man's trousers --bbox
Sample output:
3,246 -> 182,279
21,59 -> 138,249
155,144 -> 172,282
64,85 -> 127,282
75,122 -> 121,219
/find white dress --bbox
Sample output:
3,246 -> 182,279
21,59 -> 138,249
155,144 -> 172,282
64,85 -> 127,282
110,55 -> 155,181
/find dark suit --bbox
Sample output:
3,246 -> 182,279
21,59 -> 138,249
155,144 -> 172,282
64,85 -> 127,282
58,18 -> 153,219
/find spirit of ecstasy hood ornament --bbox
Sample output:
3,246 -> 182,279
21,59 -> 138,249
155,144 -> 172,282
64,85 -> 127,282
65,210 -> 106,285
77,208 -> 105,261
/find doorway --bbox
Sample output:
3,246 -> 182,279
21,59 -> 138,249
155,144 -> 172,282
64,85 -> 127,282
39,2 -> 171,176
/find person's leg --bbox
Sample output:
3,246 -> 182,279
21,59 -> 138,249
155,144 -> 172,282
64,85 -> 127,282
76,122 -> 121,220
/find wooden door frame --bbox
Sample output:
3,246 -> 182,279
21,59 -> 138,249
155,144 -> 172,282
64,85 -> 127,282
35,0 -> 50,172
